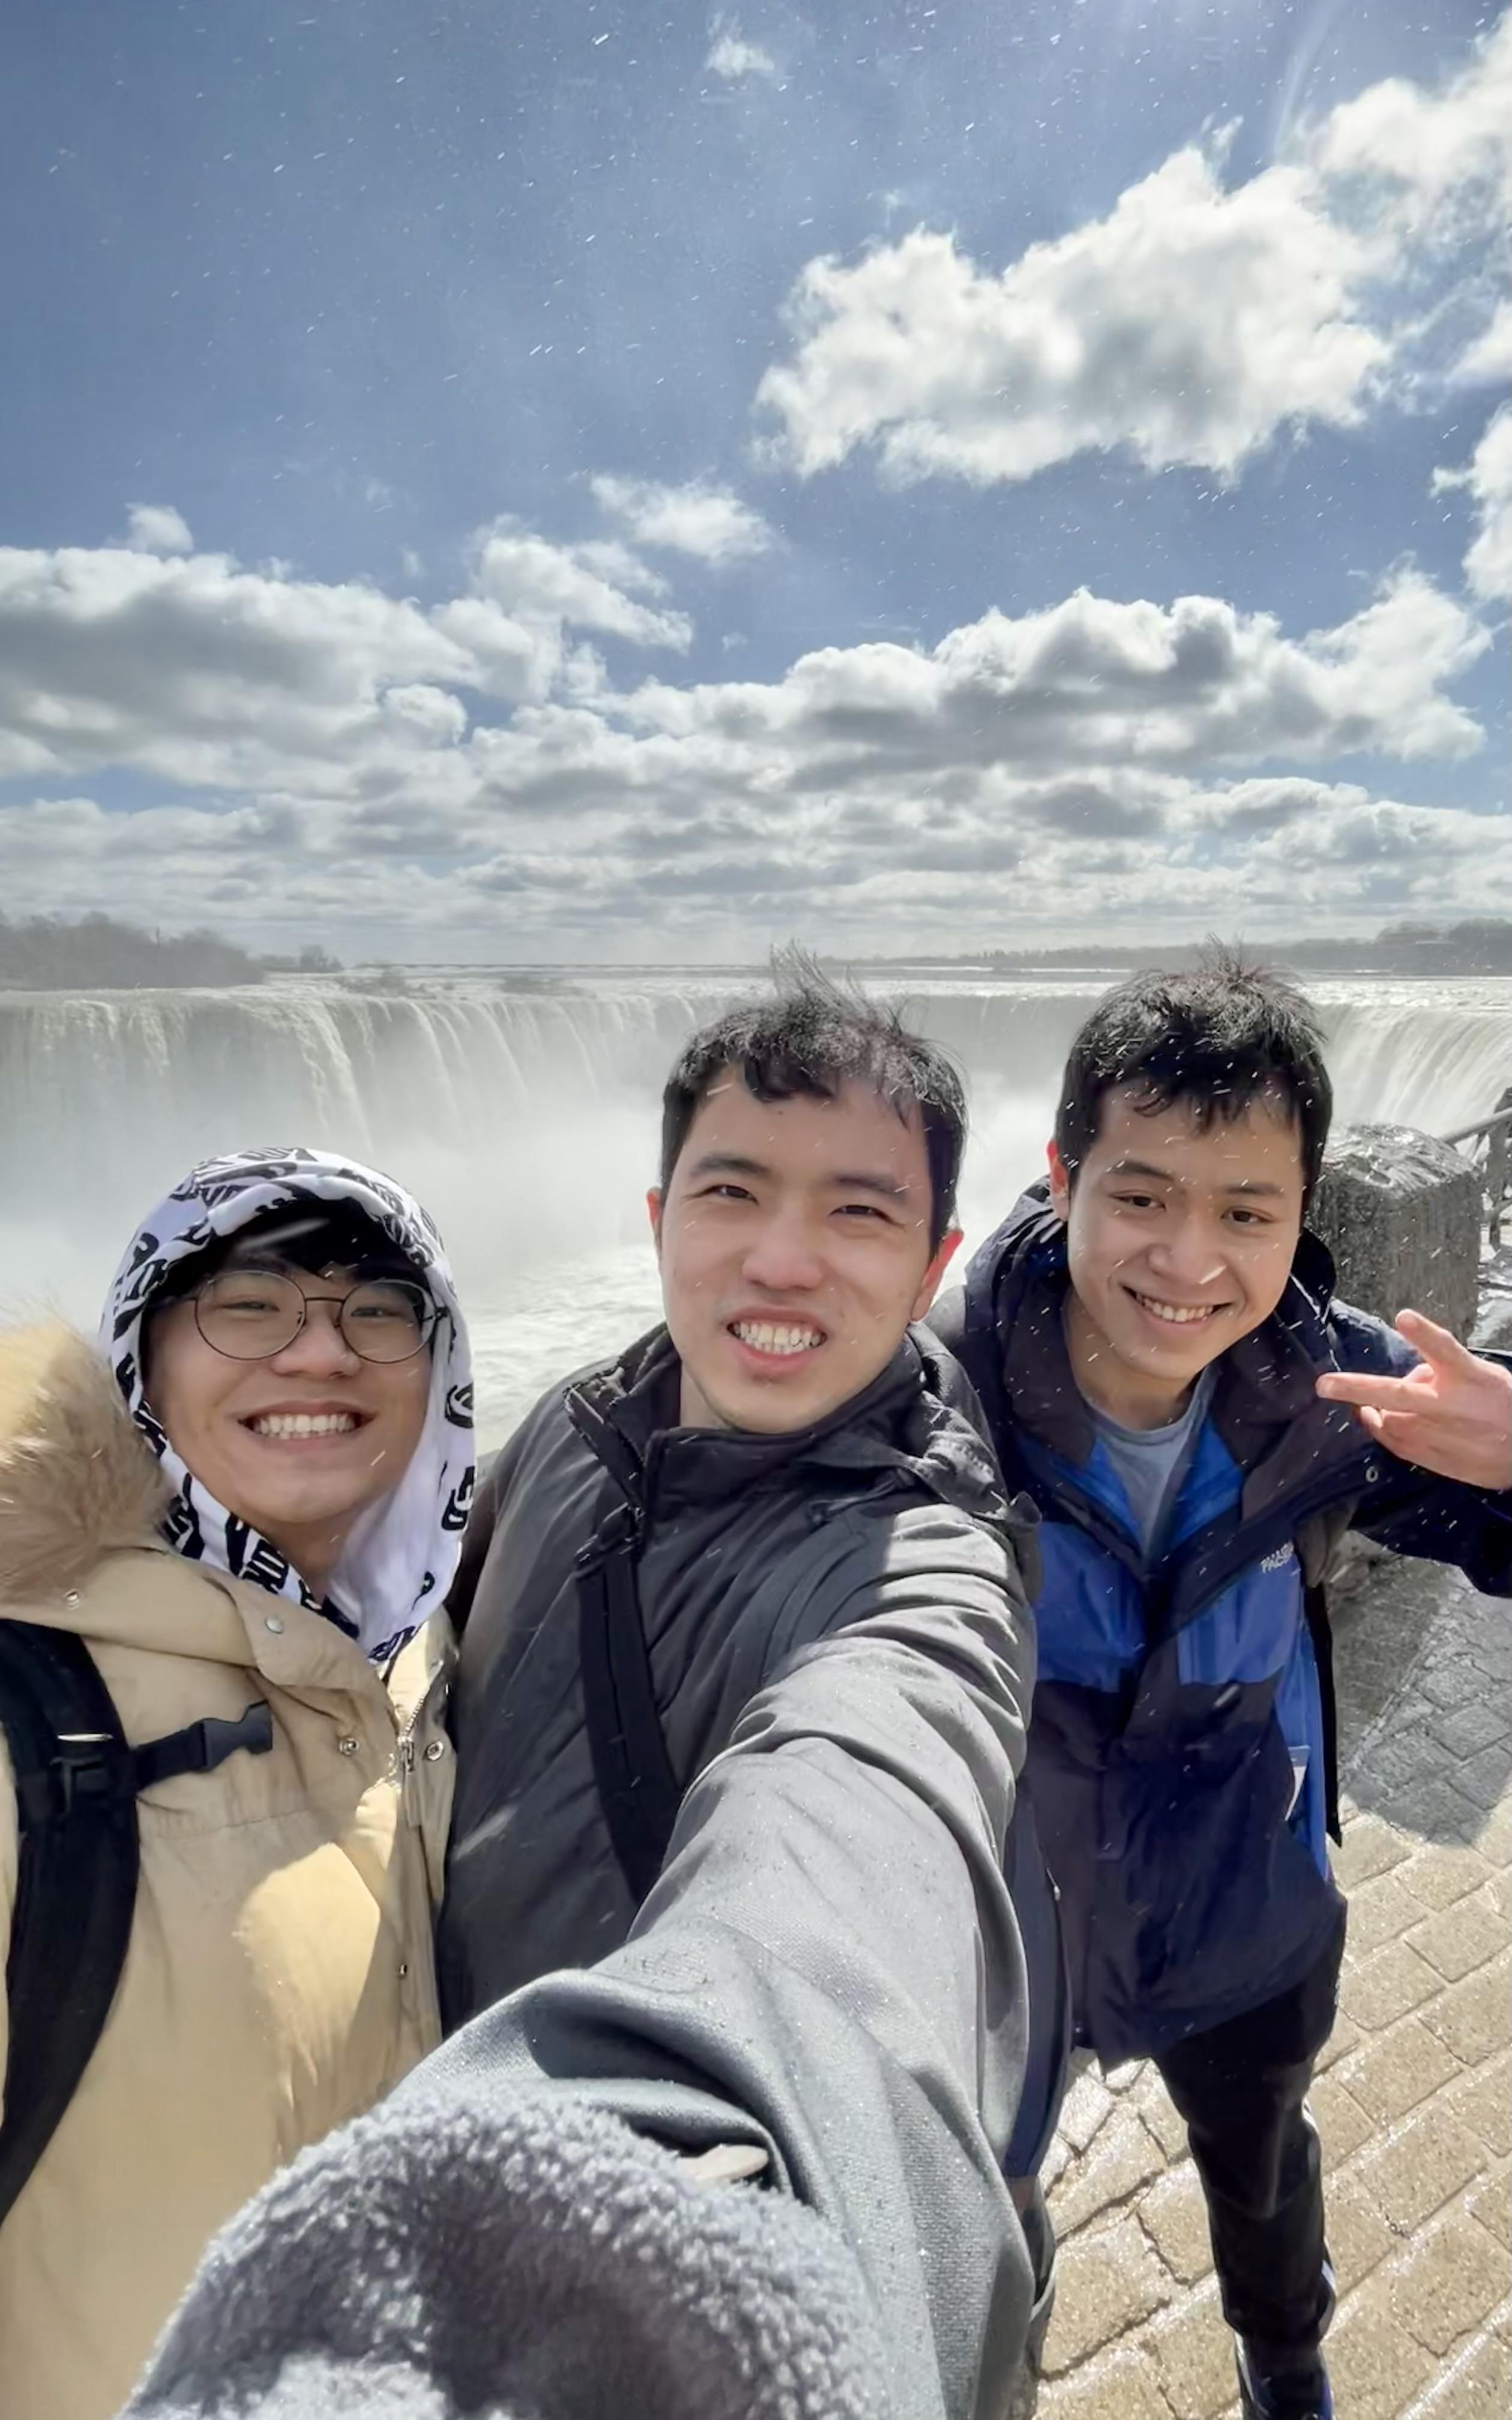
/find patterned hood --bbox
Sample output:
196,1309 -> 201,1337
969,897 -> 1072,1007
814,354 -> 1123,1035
100,1147 -> 474,1661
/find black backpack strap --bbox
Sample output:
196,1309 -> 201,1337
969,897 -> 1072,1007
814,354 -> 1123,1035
0,1622 -> 275,2229
1302,1580 -> 1343,1847
0,1622 -> 140,2229
577,1503 -> 682,1906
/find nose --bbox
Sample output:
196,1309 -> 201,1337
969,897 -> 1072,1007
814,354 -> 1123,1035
1145,1207 -> 1227,1290
268,1300 -> 363,1376
739,1208 -> 826,1296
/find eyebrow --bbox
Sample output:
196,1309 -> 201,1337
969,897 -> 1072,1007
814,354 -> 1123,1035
1104,1158 -> 1289,1199
685,1153 -> 769,1183
1103,1157 -> 1176,1185
833,1171 -> 912,1200
685,1152 -> 911,1200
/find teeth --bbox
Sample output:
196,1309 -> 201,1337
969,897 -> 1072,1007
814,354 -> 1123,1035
732,1320 -> 825,1356
1133,1293 -> 1216,1326
249,1413 -> 360,1438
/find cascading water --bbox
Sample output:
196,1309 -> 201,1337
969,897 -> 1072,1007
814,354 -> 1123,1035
3,971 -> 1508,1443
1314,986 -> 1512,1133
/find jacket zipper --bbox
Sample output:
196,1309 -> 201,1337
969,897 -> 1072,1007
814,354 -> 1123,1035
396,1724 -> 421,1825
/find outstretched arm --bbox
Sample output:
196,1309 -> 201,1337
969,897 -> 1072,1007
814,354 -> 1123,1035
427,1499 -> 1039,2420
127,1503 -> 1040,2420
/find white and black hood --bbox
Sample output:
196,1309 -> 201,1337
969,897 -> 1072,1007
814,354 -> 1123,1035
100,1147 -> 474,1661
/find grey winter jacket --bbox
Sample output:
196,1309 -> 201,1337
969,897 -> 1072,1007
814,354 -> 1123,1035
432,1322 -> 1041,2420
124,1326 -> 1042,2420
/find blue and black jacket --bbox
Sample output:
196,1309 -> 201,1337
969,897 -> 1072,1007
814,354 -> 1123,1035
931,1188 -> 1512,2065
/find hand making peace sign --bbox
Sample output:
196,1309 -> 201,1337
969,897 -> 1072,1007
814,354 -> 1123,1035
1316,1309 -> 1512,1493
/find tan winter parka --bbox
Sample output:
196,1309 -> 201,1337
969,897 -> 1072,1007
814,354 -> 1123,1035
0,1326 -> 454,2420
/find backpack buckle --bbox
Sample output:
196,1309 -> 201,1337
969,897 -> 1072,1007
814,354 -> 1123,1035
17,1733 -> 122,1828
574,1498 -> 640,1573
55,1733 -> 122,1813
131,1700 -> 276,1791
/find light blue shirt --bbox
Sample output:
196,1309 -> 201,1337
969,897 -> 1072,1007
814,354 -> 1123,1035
1085,1366 -> 1218,1562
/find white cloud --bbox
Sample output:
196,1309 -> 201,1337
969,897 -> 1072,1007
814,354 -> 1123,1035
468,520 -> 691,650
0,545 -> 476,792
705,16 -> 776,82
0,529 -> 1495,952
6,767 -> 1504,956
757,16 -> 1511,487
758,161 -> 1386,484
615,569 -> 1488,770
591,475 -> 773,563
380,684 -> 470,746
124,503 -> 194,554
1436,407 -> 1512,601
1453,296 -> 1512,384
0,522 -> 690,794
1314,13 -> 1511,239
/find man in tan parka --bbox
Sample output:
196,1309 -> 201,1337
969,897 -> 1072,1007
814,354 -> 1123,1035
0,1148 -> 471,2420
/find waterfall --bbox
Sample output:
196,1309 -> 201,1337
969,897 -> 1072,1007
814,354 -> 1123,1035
3,970 -> 1508,1439
0,981 -> 715,1202
1314,985 -> 1512,1134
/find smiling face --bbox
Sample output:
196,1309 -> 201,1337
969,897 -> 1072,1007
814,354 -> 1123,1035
145,1262 -> 432,1595
1051,1084 -> 1307,1429
650,1070 -> 961,1434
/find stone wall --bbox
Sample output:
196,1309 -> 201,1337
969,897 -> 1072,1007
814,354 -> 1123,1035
1309,1124 -> 1483,1338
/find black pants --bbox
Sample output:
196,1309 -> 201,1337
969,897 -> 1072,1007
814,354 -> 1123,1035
1154,1928 -> 1345,2362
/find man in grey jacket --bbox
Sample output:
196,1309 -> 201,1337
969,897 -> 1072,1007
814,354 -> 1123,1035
125,971 -> 1042,2420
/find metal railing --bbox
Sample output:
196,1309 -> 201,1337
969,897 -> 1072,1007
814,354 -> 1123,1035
1444,1094 -> 1512,1249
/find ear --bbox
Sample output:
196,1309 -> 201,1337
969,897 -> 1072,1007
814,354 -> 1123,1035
1047,1140 -> 1071,1225
646,1187 -> 664,1253
910,1227 -> 963,1322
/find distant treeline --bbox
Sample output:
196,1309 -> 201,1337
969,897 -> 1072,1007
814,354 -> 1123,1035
6,909 -> 1510,990
1273,920 -> 1512,978
0,914 -> 340,990
852,919 -> 1512,980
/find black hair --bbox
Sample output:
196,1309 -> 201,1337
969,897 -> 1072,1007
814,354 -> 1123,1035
660,953 -> 967,1250
1054,946 -> 1333,1199
156,1202 -> 426,1307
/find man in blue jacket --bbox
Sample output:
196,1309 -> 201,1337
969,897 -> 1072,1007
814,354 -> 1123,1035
930,951 -> 1512,2420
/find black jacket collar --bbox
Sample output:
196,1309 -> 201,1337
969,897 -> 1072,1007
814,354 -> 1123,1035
564,1323 -> 1007,1530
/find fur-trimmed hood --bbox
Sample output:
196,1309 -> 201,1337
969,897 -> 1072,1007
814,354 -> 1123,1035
0,1324 -> 169,1605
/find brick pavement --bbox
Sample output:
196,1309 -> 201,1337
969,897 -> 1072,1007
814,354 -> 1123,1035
1023,1558 -> 1511,2419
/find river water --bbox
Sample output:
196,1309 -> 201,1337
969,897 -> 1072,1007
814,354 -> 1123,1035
3,971 -> 1508,1446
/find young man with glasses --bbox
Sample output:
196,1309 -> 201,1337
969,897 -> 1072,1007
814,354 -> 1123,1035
0,1151 -> 469,2420
142,1223 -> 447,1619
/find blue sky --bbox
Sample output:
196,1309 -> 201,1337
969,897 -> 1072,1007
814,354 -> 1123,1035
1,0 -> 1507,961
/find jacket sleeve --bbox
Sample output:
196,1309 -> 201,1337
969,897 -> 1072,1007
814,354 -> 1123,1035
385,1498 -> 1038,2420
1330,1302 -> 1512,1595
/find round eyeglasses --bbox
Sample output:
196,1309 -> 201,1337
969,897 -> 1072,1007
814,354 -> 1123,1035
191,1269 -> 439,1364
